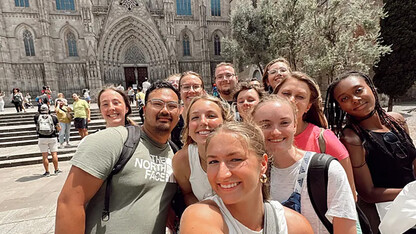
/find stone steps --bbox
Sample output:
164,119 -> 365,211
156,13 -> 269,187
0,106 -> 142,168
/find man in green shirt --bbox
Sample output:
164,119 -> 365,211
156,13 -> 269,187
72,93 -> 90,139
56,81 -> 181,233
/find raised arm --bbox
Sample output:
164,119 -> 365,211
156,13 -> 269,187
283,207 -> 313,234
341,128 -> 401,203
55,166 -> 104,234
180,202 -> 225,234
172,147 -> 199,206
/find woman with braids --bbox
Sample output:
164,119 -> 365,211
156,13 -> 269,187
262,58 -> 292,93
325,71 -> 416,232
274,72 -> 356,200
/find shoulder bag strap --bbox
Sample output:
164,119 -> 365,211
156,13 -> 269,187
102,125 -> 141,221
318,128 -> 326,154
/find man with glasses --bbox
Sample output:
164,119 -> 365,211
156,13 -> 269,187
215,62 -> 239,105
56,81 -> 181,234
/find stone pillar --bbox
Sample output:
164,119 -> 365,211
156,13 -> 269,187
81,1 -> 102,90
164,0 -> 179,75
0,4 -> 15,97
37,0 -> 58,91
199,1 -> 211,86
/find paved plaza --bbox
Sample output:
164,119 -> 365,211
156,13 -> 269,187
0,102 -> 415,234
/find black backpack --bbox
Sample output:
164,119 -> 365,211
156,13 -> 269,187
101,125 -> 181,221
307,153 -> 373,234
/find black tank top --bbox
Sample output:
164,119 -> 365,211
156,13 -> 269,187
364,130 -> 415,188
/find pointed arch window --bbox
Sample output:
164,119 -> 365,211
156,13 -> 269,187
15,0 -> 29,7
214,34 -> 221,55
211,0 -> 221,16
183,34 -> 191,56
56,0 -> 75,10
67,32 -> 78,57
176,0 -> 191,15
23,30 -> 35,56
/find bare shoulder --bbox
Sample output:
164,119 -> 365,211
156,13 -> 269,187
341,128 -> 363,146
180,200 -> 226,234
387,111 -> 405,122
283,207 -> 313,234
172,146 -> 190,173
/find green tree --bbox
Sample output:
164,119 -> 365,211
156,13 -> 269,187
223,0 -> 272,73
373,0 -> 416,111
225,0 -> 391,85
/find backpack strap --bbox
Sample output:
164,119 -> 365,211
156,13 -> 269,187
102,125 -> 141,221
307,153 -> 336,234
318,128 -> 326,154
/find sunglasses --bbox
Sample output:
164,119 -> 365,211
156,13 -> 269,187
383,132 -> 407,159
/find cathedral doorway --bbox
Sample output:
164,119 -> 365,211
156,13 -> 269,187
124,67 -> 148,88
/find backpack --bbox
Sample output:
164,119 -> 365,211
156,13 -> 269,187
101,125 -> 180,221
307,153 -> 373,234
36,114 -> 54,135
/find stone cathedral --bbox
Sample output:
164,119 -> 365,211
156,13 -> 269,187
0,0 -> 230,100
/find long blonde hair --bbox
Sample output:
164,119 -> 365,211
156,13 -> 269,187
182,95 -> 234,146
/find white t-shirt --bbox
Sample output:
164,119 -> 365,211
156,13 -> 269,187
271,152 -> 357,234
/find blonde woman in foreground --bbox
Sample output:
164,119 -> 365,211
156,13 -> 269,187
180,122 -> 313,234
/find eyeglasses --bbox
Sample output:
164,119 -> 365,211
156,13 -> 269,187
383,131 -> 407,159
147,99 -> 180,111
181,84 -> 202,92
267,68 -> 288,75
215,73 -> 235,81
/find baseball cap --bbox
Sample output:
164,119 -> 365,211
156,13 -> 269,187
40,104 -> 49,114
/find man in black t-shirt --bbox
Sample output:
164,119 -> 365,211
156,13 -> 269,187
34,104 -> 62,177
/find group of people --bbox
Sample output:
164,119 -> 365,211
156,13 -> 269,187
33,91 -> 91,176
54,60 -> 415,234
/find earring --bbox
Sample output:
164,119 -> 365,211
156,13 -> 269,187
260,174 -> 268,183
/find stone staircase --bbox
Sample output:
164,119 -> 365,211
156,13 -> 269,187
0,107 -> 143,168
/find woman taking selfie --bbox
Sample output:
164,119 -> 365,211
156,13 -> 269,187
180,122 -> 313,234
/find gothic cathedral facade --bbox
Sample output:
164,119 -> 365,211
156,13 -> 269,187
0,0 -> 230,99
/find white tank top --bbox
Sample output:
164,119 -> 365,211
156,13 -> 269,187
188,144 -> 214,200
207,195 -> 288,234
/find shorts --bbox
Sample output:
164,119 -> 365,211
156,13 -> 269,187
38,138 -> 58,153
74,118 -> 88,129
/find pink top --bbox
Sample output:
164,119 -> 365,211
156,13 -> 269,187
294,123 -> 349,161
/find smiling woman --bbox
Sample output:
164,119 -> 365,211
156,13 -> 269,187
97,86 -> 135,128
172,95 -> 234,206
179,122 -> 313,234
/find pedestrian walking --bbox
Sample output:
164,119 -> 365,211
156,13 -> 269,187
11,88 -> 25,112
34,104 -> 62,176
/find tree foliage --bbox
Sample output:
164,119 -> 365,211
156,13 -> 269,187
373,0 -> 416,110
224,0 -> 391,84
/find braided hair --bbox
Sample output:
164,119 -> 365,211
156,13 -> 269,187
325,71 -> 412,158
